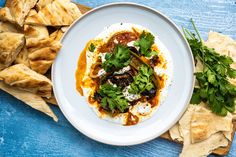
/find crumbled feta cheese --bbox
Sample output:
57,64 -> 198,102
114,39 -> 118,44
127,41 -> 135,47
123,85 -> 141,102
114,66 -> 131,74
137,102 -> 151,115
97,69 -> 106,76
99,53 -> 107,63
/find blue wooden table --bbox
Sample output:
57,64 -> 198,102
0,0 -> 236,156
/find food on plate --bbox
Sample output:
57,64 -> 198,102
0,0 -> 38,26
0,64 -> 52,98
0,82 -> 58,121
25,0 -> 82,26
0,32 -> 25,70
168,21 -> 236,157
76,23 -> 173,125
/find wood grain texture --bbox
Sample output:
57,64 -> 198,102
0,0 -> 236,157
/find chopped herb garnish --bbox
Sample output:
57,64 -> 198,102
102,45 -> 131,72
129,64 -> 155,94
89,43 -> 96,52
183,19 -> 236,116
134,31 -> 157,57
97,83 -> 129,113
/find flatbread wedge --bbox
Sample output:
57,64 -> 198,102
0,82 -> 58,121
44,95 -> 58,106
36,0 -> 55,10
0,32 -> 25,70
2,0 -> 38,26
25,0 -> 82,26
0,64 -> 52,98
190,106 -> 232,143
0,21 -> 18,33
0,7 -> 15,23
24,24 -> 49,47
14,47 -> 30,67
27,31 -> 62,74
179,105 -> 229,157
169,124 -> 183,142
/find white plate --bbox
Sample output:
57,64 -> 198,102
52,2 -> 194,146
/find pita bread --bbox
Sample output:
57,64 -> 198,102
169,124 -> 183,142
44,95 -> 58,106
25,0 -> 82,26
0,32 -> 25,70
0,7 -> 15,23
190,106 -> 232,143
179,105 -> 229,157
223,122 -> 233,141
180,132 -> 228,157
0,81 -> 57,121
205,31 -> 236,60
2,0 -> 38,26
61,26 -> 69,33
0,21 -> 18,33
14,47 -> 30,67
27,31 -> 62,74
179,105 -> 196,141
24,24 -> 49,47
36,0 -> 55,10
0,64 -> 52,98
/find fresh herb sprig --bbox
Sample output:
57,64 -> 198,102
183,19 -> 236,116
134,31 -> 157,57
129,64 -> 155,94
102,45 -> 131,72
89,43 -> 95,52
97,83 -> 129,113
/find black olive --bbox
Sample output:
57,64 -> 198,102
109,72 -> 133,88
141,88 -> 157,99
150,55 -> 159,67
128,46 -> 141,56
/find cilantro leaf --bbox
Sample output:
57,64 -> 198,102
134,31 -> 156,57
102,45 -> 131,72
97,83 -> 129,113
89,43 -> 95,52
129,64 -> 155,94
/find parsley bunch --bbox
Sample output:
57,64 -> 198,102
183,19 -> 236,116
102,45 -> 131,72
129,64 -> 155,94
97,83 -> 129,113
134,31 -> 157,57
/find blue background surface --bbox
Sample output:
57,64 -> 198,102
0,0 -> 236,156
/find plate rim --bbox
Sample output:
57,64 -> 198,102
52,2 -> 195,146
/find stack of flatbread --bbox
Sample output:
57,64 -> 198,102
169,32 -> 236,157
0,0 -> 82,121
